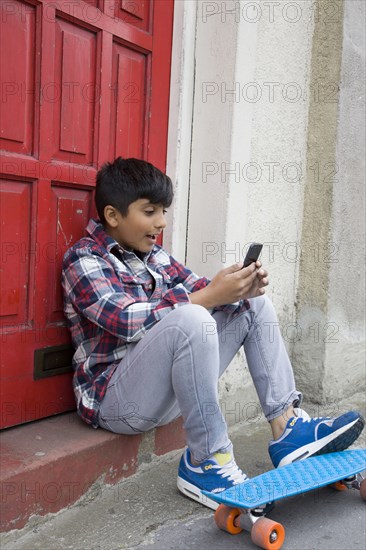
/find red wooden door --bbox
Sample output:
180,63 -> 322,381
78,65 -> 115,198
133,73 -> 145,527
0,0 -> 174,428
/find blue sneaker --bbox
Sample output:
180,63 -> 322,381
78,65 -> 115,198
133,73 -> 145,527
269,410 -> 365,468
177,449 -> 248,510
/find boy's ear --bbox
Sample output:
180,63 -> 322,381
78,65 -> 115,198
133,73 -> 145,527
104,205 -> 119,227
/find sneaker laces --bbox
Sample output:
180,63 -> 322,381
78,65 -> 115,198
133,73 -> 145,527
216,459 -> 248,485
302,416 -> 331,423
294,409 -> 332,424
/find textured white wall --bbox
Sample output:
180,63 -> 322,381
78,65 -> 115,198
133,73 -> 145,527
186,2 -> 238,275
325,0 -> 366,399
245,1 -> 314,330
165,0 -> 197,263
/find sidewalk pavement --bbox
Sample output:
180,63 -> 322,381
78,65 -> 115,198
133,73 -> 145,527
1,394 -> 365,550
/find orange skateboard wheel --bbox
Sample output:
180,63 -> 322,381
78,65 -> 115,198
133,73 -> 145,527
251,517 -> 285,550
214,504 -> 243,534
332,481 -> 347,491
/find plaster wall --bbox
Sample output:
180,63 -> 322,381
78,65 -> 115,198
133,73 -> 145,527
324,0 -> 366,401
293,0 -> 365,404
165,0 -> 197,263
244,0 -> 314,336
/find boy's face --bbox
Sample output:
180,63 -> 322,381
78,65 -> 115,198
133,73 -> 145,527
104,199 -> 168,253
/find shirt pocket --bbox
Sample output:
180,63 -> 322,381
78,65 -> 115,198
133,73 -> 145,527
158,265 -> 179,288
118,272 -> 146,298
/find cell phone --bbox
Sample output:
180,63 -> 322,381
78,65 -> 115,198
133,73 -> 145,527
243,243 -> 263,268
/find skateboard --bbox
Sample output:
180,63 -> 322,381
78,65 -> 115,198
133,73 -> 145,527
203,449 -> 366,550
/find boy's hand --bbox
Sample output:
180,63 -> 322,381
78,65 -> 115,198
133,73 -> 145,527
246,260 -> 269,298
202,260 -> 269,307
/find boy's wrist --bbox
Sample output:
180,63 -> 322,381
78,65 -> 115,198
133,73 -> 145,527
190,287 -> 216,309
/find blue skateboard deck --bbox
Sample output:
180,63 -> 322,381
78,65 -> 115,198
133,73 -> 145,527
203,449 -> 366,509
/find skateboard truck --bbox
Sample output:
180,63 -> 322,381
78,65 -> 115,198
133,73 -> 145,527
334,472 -> 365,492
233,502 -> 275,532
215,503 -> 286,549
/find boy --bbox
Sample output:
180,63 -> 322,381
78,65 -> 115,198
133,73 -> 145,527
62,157 -> 364,510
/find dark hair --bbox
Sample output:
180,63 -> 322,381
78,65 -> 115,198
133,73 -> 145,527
95,157 -> 174,223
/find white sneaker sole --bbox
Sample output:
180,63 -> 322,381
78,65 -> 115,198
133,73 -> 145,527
277,418 -> 359,467
177,475 -> 219,510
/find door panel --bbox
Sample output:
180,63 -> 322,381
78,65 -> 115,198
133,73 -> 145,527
0,0 -> 37,155
53,18 -> 98,164
48,185 -> 93,324
0,180 -> 32,324
0,0 -> 175,428
115,1 -> 151,31
110,42 -> 147,159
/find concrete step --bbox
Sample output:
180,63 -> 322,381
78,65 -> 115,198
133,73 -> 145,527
2,416 -> 366,550
0,412 -> 185,532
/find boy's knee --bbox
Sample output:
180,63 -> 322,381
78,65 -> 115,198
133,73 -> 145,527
174,303 -> 217,337
251,294 -> 273,313
175,303 -> 214,322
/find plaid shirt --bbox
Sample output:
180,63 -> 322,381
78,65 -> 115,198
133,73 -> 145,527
62,219 -> 250,427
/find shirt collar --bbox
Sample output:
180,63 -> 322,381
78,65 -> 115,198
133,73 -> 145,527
85,218 -> 153,262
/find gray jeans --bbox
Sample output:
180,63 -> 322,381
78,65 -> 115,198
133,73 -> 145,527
98,296 -> 301,462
